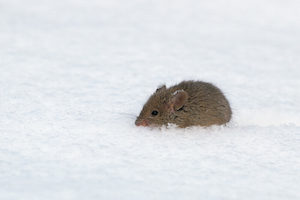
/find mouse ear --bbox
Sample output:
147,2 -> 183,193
156,84 -> 166,92
168,90 -> 188,112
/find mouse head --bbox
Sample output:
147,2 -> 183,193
135,85 -> 188,127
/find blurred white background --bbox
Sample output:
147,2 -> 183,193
0,0 -> 299,199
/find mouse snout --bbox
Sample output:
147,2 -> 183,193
135,118 -> 149,126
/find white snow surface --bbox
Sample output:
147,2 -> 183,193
1,0 -> 300,199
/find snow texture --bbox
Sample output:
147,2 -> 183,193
0,0 -> 300,199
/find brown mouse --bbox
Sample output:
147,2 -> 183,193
135,80 -> 232,128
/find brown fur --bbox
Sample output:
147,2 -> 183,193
135,81 -> 232,128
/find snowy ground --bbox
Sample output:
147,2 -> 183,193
1,0 -> 300,199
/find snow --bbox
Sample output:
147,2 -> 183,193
0,0 -> 300,199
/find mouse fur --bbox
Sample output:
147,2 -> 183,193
135,80 -> 232,128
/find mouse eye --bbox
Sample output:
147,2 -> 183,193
151,110 -> 158,116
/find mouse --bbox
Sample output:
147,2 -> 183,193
135,80 -> 232,128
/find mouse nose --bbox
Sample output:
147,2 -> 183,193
135,119 -> 149,126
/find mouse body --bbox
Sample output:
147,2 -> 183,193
135,81 -> 232,128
